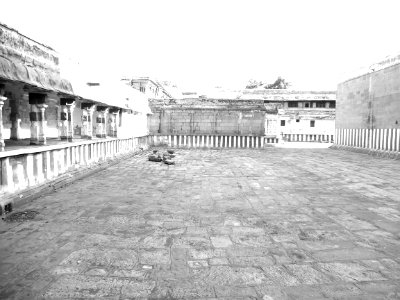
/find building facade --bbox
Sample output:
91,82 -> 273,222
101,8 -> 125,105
334,53 -> 400,155
123,77 -> 173,99
241,90 -> 336,142
0,23 -> 150,152
0,23 -> 152,205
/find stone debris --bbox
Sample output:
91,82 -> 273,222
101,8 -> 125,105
148,149 -> 176,165
3,210 -> 39,222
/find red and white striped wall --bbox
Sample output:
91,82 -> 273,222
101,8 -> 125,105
151,135 -> 279,149
282,134 -> 334,143
335,128 -> 400,152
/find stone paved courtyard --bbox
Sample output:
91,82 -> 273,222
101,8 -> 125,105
1,148 -> 400,299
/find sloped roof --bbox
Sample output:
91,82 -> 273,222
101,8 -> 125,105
0,56 -> 74,94
0,22 -> 74,95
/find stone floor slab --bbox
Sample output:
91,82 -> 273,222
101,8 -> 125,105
1,148 -> 400,299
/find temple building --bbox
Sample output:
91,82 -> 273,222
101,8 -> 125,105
0,23 -> 151,152
241,90 -> 336,142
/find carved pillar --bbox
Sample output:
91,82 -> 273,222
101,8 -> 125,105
59,105 -> 68,140
66,102 -> 75,142
0,88 -> 7,151
29,93 -> 47,145
109,108 -> 120,137
81,103 -> 95,139
60,98 -> 75,141
10,93 -> 21,140
96,106 -> 108,138
37,104 -> 48,145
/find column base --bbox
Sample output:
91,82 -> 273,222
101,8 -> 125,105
68,137 -> 73,142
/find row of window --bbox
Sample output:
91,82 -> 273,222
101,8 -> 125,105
281,120 -> 315,127
287,101 -> 336,108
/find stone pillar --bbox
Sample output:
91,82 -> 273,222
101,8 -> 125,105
9,92 -> 21,140
37,104 -> 48,145
66,103 -> 75,142
96,106 -> 108,138
59,105 -> 68,140
60,98 -> 75,141
0,91 -> 7,151
81,103 -> 95,139
29,93 -> 47,145
108,108 -> 120,137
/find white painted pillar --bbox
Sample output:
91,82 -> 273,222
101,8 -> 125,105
35,153 -> 44,183
201,135 -> 205,147
1,157 -> 14,192
25,154 -> 35,187
65,147 -> 71,170
360,129 -> 364,148
396,129 -> 400,152
84,144 -> 89,162
383,129 -> 388,151
44,151 -> 53,180
388,129 -> 392,151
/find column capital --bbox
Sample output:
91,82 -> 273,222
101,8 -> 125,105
109,107 -> 120,114
96,106 -> 109,113
81,102 -> 95,110
66,102 -> 76,111
0,95 -> 7,105
60,98 -> 76,106
37,104 -> 48,111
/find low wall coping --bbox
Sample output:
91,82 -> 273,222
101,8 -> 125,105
0,136 -> 148,159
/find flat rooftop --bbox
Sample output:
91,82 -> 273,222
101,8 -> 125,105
1,148 -> 400,299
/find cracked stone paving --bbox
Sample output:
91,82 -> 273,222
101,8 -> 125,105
1,148 -> 400,299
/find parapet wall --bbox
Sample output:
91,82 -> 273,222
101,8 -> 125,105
0,136 -> 151,213
335,54 -> 400,154
148,98 -> 268,136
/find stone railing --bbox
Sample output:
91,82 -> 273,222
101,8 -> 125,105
0,136 -> 151,213
334,128 -> 400,153
282,134 -> 334,143
150,135 -> 279,148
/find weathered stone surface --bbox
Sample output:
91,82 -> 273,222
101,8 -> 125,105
1,148 -> 400,299
317,262 -> 386,282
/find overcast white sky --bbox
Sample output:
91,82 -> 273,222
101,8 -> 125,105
2,0 -> 400,91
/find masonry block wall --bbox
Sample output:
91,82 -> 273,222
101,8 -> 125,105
148,98 -> 266,136
337,63 -> 400,129
335,56 -> 400,152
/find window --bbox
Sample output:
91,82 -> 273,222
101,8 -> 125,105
304,102 -> 310,108
296,119 -> 300,123
280,120 -> 286,126
310,120 -> 315,127
316,101 -> 326,108
288,102 -> 298,108
329,101 -> 336,108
